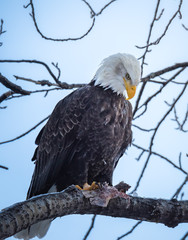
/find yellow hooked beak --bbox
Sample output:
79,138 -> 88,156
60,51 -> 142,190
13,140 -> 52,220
123,77 -> 136,100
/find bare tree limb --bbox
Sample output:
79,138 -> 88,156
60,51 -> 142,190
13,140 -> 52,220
0,91 -> 14,103
0,73 -> 30,95
0,185 -> 188,239
141,63 -> 188,83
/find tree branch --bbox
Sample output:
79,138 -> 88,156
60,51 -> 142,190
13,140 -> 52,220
27,0 -> 117,42
133,62 -> 188,117
0,115 -> 49,145
83,214 -> 97,240
0,185 -> 188,239
29,0 -> 96,42
0,73 -> 30,95
0,165 -> 8,170
132,81 -> 188,192
117,220 -> 142,240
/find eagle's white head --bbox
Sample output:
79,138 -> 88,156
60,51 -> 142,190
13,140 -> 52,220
94,53 -> 141,99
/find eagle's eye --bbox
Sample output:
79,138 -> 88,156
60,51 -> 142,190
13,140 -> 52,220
125,73 -> 131,81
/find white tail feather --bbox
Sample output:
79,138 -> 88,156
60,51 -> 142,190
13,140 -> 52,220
14,219 -> 52,239
14,185 -> 57,239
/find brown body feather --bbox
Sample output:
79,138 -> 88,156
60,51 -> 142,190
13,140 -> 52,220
27,83 -> 132,198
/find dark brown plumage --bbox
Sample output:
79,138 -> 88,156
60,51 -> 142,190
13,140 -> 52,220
27,83 -> 132,198
15,53 -> 140,239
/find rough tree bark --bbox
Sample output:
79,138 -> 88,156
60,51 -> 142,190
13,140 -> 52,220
0,185 -> 188,239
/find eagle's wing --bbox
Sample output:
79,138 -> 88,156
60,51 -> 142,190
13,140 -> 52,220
27,86 -> 92,198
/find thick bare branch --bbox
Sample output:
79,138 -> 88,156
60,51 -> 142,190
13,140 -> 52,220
0,73 -> 30,95
0,185 -> 188,239
0,91 -> 14,103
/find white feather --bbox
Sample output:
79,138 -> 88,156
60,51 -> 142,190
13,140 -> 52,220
14,185 -> 57,240
94,53 -> 141,97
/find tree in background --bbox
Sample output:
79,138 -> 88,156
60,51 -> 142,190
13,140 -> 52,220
0,0 -> 188,239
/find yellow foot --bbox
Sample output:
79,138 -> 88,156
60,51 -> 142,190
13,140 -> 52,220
75,185 -> 83,190
75,181 -> 99,191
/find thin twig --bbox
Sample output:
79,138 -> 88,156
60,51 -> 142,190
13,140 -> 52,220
95,0 -> 117,16
133,63 -> 188,117
0,59 -> 57,82
117,221 -> 142,240
29,0 -> 95,42
132,82 -> 188,191
171,175 -> 188,199
0,19 -> 6,47
182,24 -> 188,31
137,0 -> 161,74
180,231 -> 188,240
134,68 -> 185,120
172,105 -> 188,132
132,124 -> 155,132
137,0 -> 183,74
0,165 -> 8,170
83,215 -> 97,240
0,116 -> 49,145
14,75 -> 85,89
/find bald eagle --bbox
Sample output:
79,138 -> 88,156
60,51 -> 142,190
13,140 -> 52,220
15,53 -> 141,239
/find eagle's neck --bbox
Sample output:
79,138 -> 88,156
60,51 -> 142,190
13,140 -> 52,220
91,74 -> 126,98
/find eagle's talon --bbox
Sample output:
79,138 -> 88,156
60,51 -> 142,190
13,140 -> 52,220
76,182 -> 99,191
75,185 -> 83,190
